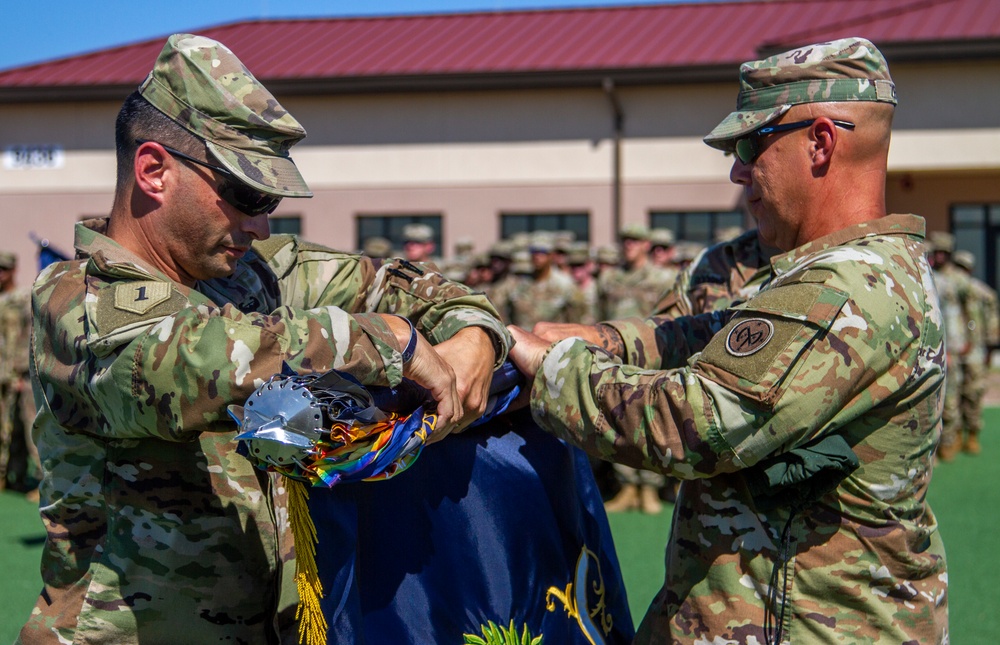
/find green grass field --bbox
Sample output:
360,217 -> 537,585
2,416 -> 997,643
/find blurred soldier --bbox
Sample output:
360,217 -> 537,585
599,224 -> 677,321
483,240 -> 518,324
597,224 -> 677,513
594,245 -> 620,280
953,250 -> 999,454
402,223 -> 438,265
362,235 -> 393,260
566,243 -> 598,326
508,233 -> 576,329
0,251 -> 37,495
649,228 -> 676,269
671,241 -> 706,272
928,230 -> 972,461
551,231 -> 575,273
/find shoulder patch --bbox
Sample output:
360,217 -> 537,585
114,281 -> 172,314
725,318 -> 774,356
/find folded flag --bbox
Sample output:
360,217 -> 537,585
228,362 -> 633,645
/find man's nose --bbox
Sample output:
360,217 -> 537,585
730,157 -> 751,185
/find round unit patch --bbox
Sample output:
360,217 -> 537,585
725,318 -> 774,357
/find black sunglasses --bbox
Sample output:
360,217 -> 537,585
136,139 -> 282,216
733,119 -> 856,165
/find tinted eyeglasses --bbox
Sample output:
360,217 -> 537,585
733,119 -> 856,165
135,139 -> 282,216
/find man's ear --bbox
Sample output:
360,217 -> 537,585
809,118 -> 838,168
133,142 -> 169,204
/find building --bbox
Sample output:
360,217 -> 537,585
1,0 -> 999,288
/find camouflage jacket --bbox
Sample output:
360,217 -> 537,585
598,262 -> 678,321
508,268 -> 577,328
20,218 -> 510,645
607,230 -> 775,370
932,261 -> 972,357
0,287 -> 31,384
963,276 -> 1000,360
530,214 -> 948,644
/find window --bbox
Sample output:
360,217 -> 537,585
649,211 -> 746,245
356,214 -> 442,252
270,216 -> 301,236
500,212 -> 589,243
951,203 -> 1000,288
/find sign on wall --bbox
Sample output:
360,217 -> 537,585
3,144 -> 65,170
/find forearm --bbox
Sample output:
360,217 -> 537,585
603,310 -> 733,369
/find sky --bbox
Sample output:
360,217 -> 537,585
1,0 -> 701,72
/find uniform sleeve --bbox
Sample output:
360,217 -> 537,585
78,289 -> 399,442
264,238 -> 511,367
603,311 -> 730,369
529,273 -> 910,478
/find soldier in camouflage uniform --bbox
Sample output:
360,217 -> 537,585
511,38 -> 948,644
0,251 -> 38,494
928,230 -> 973,461
953,249 -> 999,454
565,243 -> 598,325
18,34 -> 510,645
598,225 -> 679,513
508,233 -> 577,329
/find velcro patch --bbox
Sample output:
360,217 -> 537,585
114,281 -> 172,314
725,318 -> 774,356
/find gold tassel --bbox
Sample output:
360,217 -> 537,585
287,478 -> 328,645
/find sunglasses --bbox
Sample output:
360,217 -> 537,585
136,139 -> 282,216
733,119 -> 856,165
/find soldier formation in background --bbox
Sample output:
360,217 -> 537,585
0,251 -> 38,497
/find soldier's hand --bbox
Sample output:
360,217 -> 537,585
383,315 -> 462,442
532,321 -> 602,344
507,325 -> 553,379
533,321 -> 625,358
434,327 -> 496,432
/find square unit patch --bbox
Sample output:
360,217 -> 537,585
114,281 -> 172,314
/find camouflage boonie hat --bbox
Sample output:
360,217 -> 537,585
139,34 -> 311,197
0,251 -> 16,269
705,37 -> 897,152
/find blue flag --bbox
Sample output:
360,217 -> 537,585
32,234 -> 70,272
308,409 -> 635,645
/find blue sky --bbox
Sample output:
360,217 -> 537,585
1,0 -> 702,72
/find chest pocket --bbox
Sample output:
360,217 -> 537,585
695,274 -> 849,407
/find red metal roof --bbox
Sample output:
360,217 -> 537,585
1,0 -> 998,90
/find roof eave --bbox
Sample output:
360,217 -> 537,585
0,64 -> 736,104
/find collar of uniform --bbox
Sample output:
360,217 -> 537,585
769,213 -> 926,277
75,217 -> 174,282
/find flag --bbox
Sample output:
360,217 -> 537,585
230,363 -> 634,645
31,233 -> 70,272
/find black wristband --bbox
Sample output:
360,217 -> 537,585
396,316 -> 418,364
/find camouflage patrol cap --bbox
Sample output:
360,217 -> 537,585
650,228 -> 675,248
929,231 -> 955,254
403,223 -> 434,243
0,251 -> 16,269
362,236 -> 393,258
705,37 -> 897,152
565,243 -> 591,266
139,34 -> 312,197
596,245 -> 620,265
953,249 -> 975,272
620,224 -> 650,241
